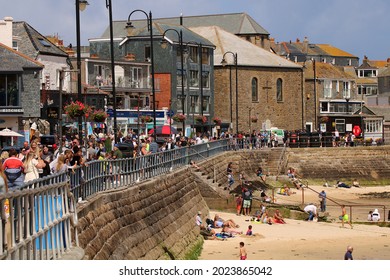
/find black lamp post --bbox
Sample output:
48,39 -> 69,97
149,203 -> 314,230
160,28 -> 185,134
75,0 -> 88,144
127,10 -> 156,138
105,0 -> 118,143
221,51 -> 238,135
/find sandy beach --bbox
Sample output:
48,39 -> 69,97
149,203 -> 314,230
199,185 -> 390,260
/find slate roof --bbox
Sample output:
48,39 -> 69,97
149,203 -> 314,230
303,61 -> 355,80
0,42 -> 43,72
276,41 -> 358,59
13,21 -> 68,59
99,12 -> 269,39
316,44 -> 356,58
125,23 -> 214,47
365,106 -> 390,120
189,26 -> 301,69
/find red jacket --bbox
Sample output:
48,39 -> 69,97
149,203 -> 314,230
3,156 -> 24,171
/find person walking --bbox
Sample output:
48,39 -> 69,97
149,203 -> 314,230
341,205 -> 353,229
344,245 -> 353,260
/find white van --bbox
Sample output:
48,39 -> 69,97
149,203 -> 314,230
267,127 -> 285,146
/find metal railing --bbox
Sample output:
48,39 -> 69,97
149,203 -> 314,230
0,138 -> 273,260
1,178 -> 78,260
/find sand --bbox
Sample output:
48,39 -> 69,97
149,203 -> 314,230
199,185 -> 390,260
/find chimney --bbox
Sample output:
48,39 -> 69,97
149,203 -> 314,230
0,16 -> 14,48
303,36 -> 309,54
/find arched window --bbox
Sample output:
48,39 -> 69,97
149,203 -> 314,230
276,78 -> 283,102
251,77 -> 258,101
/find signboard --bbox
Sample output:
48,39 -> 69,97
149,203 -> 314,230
47,107 -> 59,119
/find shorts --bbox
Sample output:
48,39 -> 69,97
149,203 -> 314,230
243,200 -> 251,208
343,214 -> 349,222
236,205 -> 242,211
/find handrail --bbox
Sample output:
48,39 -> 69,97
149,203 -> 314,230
275,145 -> 287,180
0,181 -> 78,260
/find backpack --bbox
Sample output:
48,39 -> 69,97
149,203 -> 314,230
4,168 -> 23,183
206,218 -> 214,227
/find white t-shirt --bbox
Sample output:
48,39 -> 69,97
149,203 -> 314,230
304,204 -> 317,214
195,215 -> 202,226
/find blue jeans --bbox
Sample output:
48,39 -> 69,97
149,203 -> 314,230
308,211 -> 314,221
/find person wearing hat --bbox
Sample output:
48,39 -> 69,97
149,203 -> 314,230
372,208 -> 380,222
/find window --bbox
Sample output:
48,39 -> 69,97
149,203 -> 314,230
276,78 -> 283,102
364,119 -> 382,133
189,70 -> 199,87
145,46 -> 151,62
130,67 -> 142,88
202,96 -> 210,113
342,81 -> 351,98
251,78 -> 258,101
190,95 -> 200,114
335,119 -> 345,133
201,71 -> 210,88
188,46 -> 198,63
0,74 -> 19,107
320,102 -> 329,113
177,69 -> 187,88
12,41 -> 18,51
38,38 -> 51,47
323,80 -> 332,98
201,48 -> 210,64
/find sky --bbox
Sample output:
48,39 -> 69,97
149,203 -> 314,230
1,0 -> 389,61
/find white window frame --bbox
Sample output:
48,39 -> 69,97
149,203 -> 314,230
342,81 -> 351,98
323,80 -> 332,98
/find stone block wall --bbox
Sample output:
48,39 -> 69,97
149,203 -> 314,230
76,169 -> 208,260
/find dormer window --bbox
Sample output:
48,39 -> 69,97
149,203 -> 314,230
38,38 -> 51,47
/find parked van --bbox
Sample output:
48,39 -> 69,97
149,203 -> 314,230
262,127 -> 285,147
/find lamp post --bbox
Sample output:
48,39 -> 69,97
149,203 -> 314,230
160,28 -> 185,134
105,0 -> 118,143
75,0 -> 88,144
127,10 -> 156,137
221,51 -> 238,135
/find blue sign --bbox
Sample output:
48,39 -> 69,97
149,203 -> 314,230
106,109 -> 166,118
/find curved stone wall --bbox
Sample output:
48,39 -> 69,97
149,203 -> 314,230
76,168 -> 209,260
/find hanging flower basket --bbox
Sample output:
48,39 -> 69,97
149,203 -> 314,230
90,109 -> 108,122
64,101 -> 90,119
251,116 -> 258,123
213,117 -> 222,125
139,115 -> 153,123
195,115 -> 207,124
320,116 -> 330,123
172,113 -> 186,122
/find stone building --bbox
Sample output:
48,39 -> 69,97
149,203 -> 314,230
0,42 -> 43,146
191,26 -> 303,134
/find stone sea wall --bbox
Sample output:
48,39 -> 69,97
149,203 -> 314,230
76,168 -> 208,260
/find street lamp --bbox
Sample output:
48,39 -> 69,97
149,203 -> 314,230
75,0 -> 89,144
345,98 -> 350,114
127,10 -> 157,137
160,28 -> 185,134
105,0 -> 118,143
221,51 -> 238,135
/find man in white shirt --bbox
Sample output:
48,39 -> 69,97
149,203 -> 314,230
304,204 -> 317,221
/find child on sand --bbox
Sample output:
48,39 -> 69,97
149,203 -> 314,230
246,225 -> 253,236
239,242 -> 247,260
